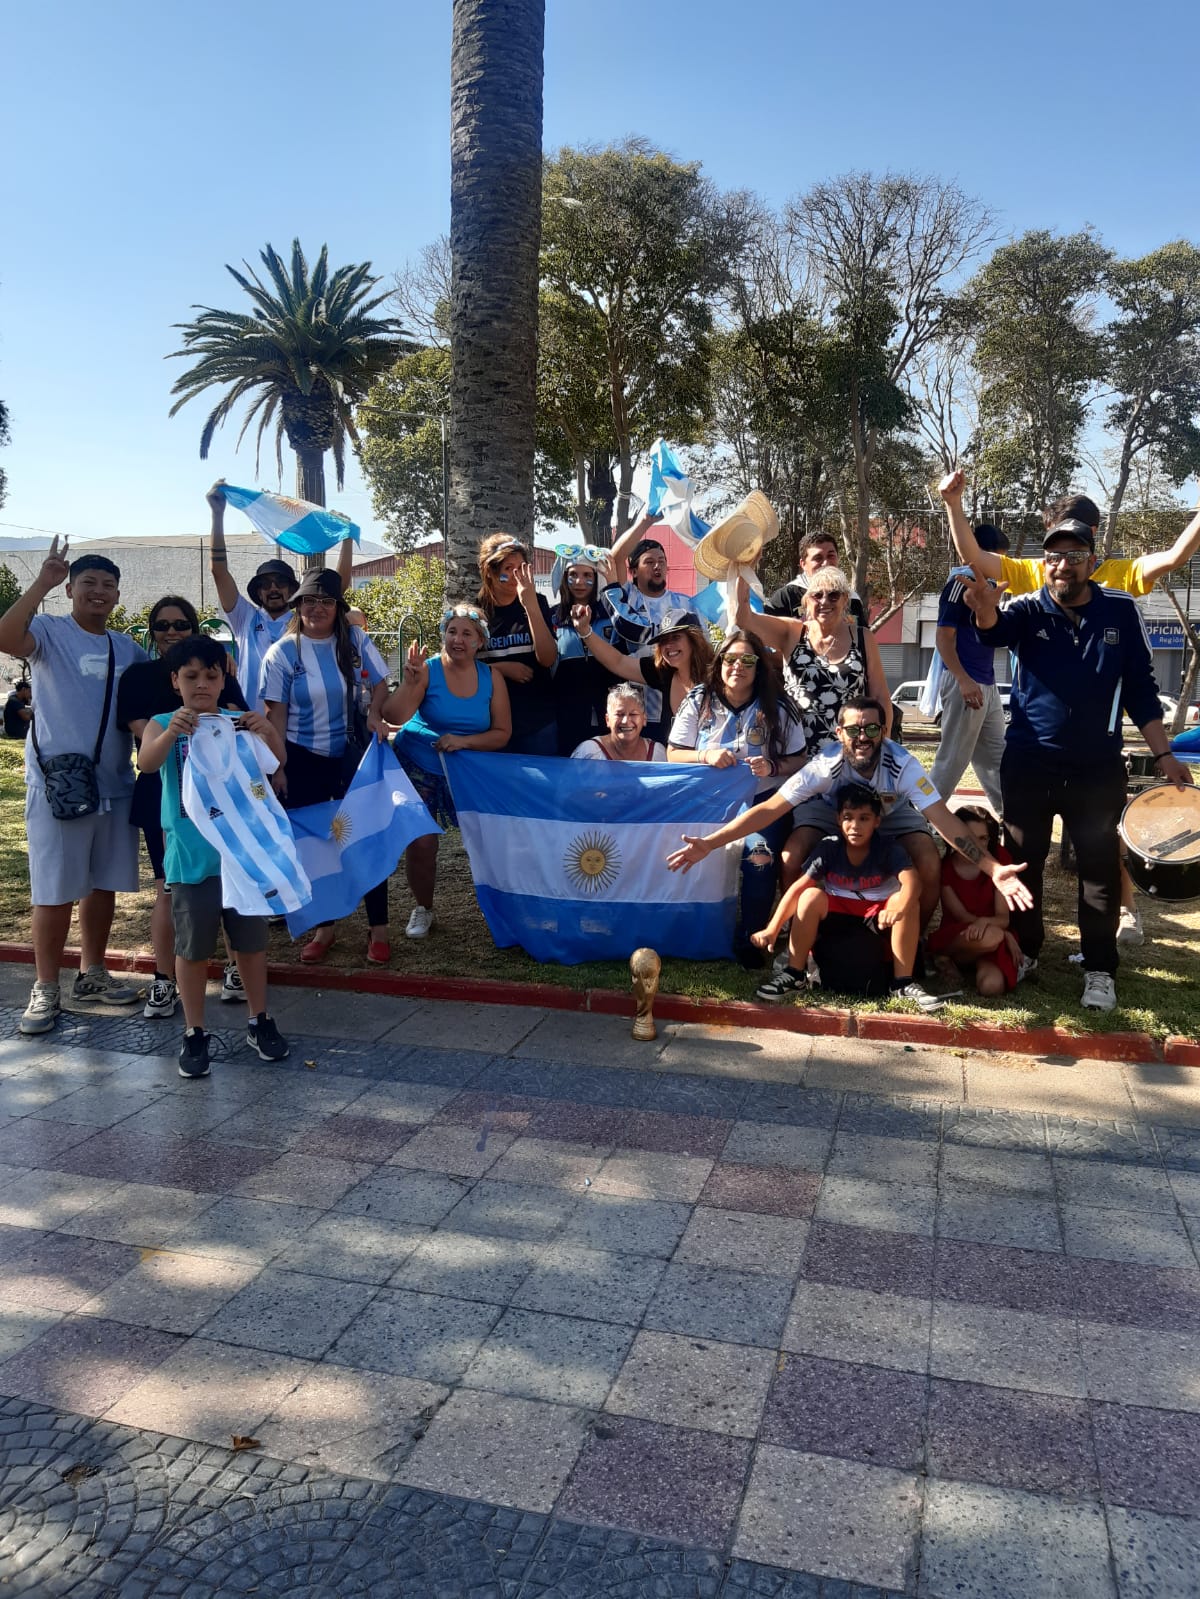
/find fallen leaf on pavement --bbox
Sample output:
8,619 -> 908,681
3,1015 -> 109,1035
230,1435 -> 261,1452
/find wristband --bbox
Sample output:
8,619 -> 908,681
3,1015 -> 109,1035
579,629 -> 593,641
1152,751 -> 1172,764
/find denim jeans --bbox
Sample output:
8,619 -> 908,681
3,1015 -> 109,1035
736,809 -> 793,946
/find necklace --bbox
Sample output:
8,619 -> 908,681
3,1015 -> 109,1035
808,621 -> 847,659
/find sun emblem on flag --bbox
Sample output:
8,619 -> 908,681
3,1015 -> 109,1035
330,809 -> 352,846
564,831 -> 621,894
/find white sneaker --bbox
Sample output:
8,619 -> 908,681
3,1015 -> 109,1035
220,962 -> 247,1003
406,906 -> 435,940
1016,955 -> 1039,983
1116,908 -> 1144,946
143,977 -> 178,1019
1081,971 -> 1117,1012
20,982 -> 60,1036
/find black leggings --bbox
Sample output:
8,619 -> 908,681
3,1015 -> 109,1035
282,741 -> 389,929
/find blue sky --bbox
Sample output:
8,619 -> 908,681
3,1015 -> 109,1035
2,0 -> 1197,548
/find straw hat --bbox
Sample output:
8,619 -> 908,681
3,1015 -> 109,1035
692,492 -> 779,581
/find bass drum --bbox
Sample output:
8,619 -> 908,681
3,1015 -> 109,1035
1120,783 -> 1200,902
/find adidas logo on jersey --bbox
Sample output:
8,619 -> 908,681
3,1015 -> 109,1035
208,806 -> 223,819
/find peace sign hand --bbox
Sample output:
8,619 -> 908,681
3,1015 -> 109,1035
39,535 -> 70,590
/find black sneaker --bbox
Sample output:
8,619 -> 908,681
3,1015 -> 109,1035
247,1015 -> 290,1062
755,968 -> 808,1003
178,1028 -> 212,1079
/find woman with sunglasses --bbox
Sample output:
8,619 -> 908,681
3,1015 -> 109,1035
735,567 -> 892,754
549,547 -> 615,755
667,629 -> 806,965
116,595 -> 249,1018
476,533 -> 558,756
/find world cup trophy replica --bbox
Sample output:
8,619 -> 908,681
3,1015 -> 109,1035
629,947 -> 662,1041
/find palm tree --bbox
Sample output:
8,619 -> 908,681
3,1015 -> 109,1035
169,240 -> 406,513
447,0 -> 545,589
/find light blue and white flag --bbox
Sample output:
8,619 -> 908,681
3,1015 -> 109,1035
285,740 -> 440,936
444,752 -> 757,964
220,485 -> 360,557
635,438 -> 711,547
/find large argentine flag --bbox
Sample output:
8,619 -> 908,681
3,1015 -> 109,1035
445,752 -> 758,964
220,485 -> 360,557
285,740 -> 440,936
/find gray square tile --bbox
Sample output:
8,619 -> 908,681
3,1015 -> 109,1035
0,1169 -> 125,1230
930,1301 -> 1086,1397
644,1262 -> 792,1347
721,1121 -> 832,1171
1079,1322 -> 1200,1412
57,1182 -> 220,1247
1107,1506 -> 1200,1599
443,1180 -> 577,1242
273,1215 -> 431,1283
939,1145 -> 1054,1195
512,1243 -> 666,1324
675,1207 -> 808,1277
1062,1205 -> 1196,1268
817,1176 -> 936,1238
0,1297 -> 65,1362
1166,1170 -> 1200,1215
938,1192 -> 1064,1253
462,1307 -> 633,1405
105,1336 -> 315,1446
919,1479 -> 1114,1598
590,1150 -> 715,1202
327,1287 -> 502,1382
381,999 -> 545,1052
234,1152 -> 375,1208
605,1330 -> 773,1436
391,1230 -> 542,1303
161,1196 -> 321,1264
734,1445 -> 921,1589
829,1134 -> 938,1186
2,1232 -> 140,1311
485,1136 -> 610,1192
389,1122 -> 517,1179
78,1251 -> 260,1334
781,1282 -> 931,1373
199,1268 -> 378,1358
255,1364 -> 448,1478
0,1313 -> 183,1417
336,1168 -> 469,1225
558,1192 -> 690,1257
346,1080 -> 458,1124
1054,1158 -> 1175,1213
400,1388 -> 589,1512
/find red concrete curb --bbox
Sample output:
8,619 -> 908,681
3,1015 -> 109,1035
0,943 -> 1188,1064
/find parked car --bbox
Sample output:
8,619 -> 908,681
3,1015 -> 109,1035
890,678 -> 1013,728
1158,694 -> 1200,727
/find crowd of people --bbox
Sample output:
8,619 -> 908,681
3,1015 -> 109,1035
2,473 -> 1199,1068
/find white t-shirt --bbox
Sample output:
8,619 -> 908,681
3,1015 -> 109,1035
223,595 -> 291,714
669,688 -> 805,793
570,738 -> 667,762
779,738 -> 941,813
24,616 -> 146,799
261,626 -> 387,757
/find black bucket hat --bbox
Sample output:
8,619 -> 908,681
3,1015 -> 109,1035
247,558 -> 299,606
290,568 -> 348,610
656,606 -> 703,640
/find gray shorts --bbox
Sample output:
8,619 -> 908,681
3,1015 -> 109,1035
171,877 -> 270,961
25,787 -> 140,905
790,794 -> 934,840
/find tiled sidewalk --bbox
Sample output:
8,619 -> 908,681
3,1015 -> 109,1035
1,980 -> 1199,1596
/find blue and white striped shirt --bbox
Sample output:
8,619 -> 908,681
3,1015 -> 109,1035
261,626 -> 386,757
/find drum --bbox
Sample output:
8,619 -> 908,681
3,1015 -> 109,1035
1120,783 -> 1200,901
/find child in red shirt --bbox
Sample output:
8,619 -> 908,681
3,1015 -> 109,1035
929,806 -> 1020,994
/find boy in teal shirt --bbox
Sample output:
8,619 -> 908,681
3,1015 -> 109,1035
137,637 -> 291,1077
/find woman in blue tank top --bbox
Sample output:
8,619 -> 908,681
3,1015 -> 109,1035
383,605 -> 512,940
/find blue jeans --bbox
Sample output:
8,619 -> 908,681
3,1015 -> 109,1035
736,809 -> 792,947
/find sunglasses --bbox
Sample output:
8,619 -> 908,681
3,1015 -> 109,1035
842,722 -> 884,739
724,653 -> 759,668
151,619 -> 193,633
299,596 -> 337,608
1043,550 -> 1091,567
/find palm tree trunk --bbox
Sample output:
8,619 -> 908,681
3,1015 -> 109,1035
296,448 -> 328,571
448,0 -> 545,593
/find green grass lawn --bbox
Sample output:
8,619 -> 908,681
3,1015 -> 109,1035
2,740 -> 1196,1040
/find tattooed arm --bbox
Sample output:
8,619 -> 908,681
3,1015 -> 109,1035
925,799 -> 1032,911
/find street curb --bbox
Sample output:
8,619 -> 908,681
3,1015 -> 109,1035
1,942 -> 1186,1064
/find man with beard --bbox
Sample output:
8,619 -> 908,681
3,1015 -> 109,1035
668,696 -> 1031,981
207,480 -> 355,713
961,520 -> 1193,1012
599,510 -> 699,728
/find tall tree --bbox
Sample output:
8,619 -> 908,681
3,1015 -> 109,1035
0,396 -> 9,510
787,172 -> 994,596
962,229 -> 1111,546
1101,240 -> 1200,556
169,241 -> 405,532
541,140 -> 747,535
448,0 -> 545,590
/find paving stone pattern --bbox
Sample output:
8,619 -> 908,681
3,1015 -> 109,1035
1,1000 -> 1199,1594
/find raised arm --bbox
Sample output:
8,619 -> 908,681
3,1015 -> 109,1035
206,481 -> 240,613
608,509 -> 661,579
570,606 -> 645,682
0,538 -> 70,660
938,471 -> 1003,582
1137,493 -> 1200,588
382,643 -> 429,727
513,565 -> 557,668
734,574 -> 798,651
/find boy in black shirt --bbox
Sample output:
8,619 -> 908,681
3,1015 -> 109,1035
752,783 -> 946,1011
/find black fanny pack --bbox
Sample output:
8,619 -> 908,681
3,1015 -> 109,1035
30,638 -> 115,821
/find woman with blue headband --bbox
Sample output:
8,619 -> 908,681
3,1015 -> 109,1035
549,544 -> 615,755
383,604 -> 511,941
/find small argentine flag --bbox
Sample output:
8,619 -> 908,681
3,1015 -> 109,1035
220,485 -> 360,557
285,740 -> 440,936
443,752 -> 757,965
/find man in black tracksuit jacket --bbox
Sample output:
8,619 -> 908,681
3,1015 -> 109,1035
963,517 -> 1193,1012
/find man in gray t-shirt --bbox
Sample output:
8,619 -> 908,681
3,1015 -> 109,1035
0,539 -> 147,1034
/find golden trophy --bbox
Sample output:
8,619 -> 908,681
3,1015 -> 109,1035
630,947 -> 662,1041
